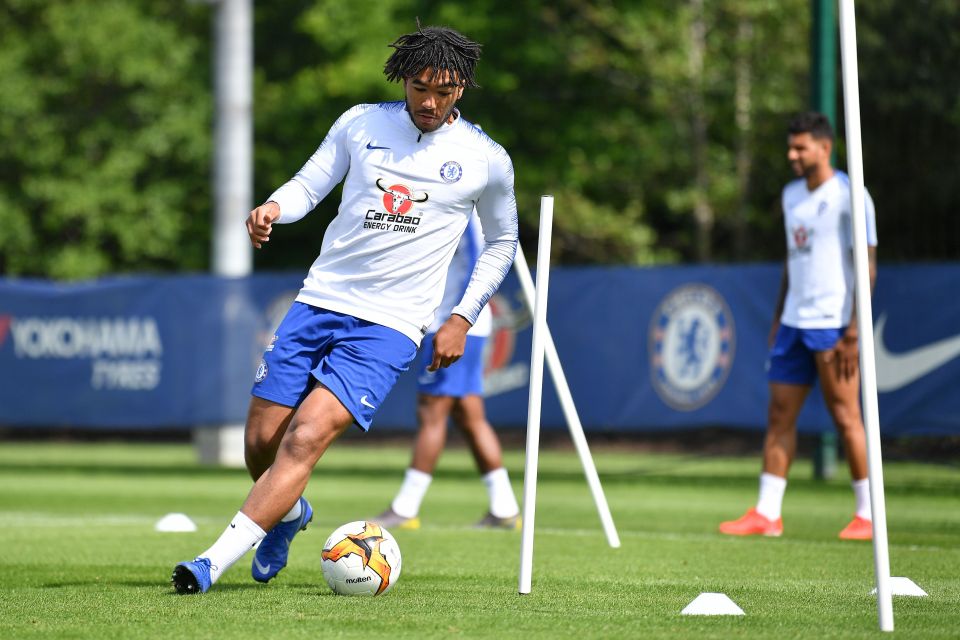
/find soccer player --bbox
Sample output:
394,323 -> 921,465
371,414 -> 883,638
719,111 -> 877,541
373,213 -> 521,531
171,23 -> 519,594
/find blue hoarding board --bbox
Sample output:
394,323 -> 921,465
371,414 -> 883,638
1,265 -> 957,436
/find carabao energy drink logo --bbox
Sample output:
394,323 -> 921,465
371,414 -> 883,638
649,284 -> 735,411
482,293 -> 531,397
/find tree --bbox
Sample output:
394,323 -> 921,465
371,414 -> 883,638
0,0 -> 211,279
3,0 -> 958,278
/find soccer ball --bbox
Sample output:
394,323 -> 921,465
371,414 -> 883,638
320,521 -> 402,596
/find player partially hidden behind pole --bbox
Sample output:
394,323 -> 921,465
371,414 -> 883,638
171,22 -> 519,594
373,213 -> 521,531
720,112 -> 877,541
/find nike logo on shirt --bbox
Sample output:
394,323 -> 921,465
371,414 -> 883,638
875,314 -> 960,392
366,142 -> 390,150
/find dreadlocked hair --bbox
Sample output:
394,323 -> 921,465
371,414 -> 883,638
384,21 -> 482,88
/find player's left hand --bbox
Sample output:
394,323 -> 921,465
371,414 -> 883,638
830,333 -> 860,381
429,315 -> 471,371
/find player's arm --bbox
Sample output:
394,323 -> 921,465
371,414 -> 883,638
835,193 -> 879,378
771,189 -> 791,346
835,245 -> 877,378
770,260 -> 788,346
245,106 -> 364,248
431,149 -> 519,372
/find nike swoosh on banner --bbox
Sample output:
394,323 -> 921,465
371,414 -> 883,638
875,313 -> 960,392
254,558 -> 271,574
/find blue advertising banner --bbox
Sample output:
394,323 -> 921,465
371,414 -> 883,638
0,275 -> 303,428
1,265 -> 958,436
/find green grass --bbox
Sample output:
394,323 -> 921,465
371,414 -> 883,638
1,441 -> 958,639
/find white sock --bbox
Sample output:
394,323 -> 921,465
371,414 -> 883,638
852,478 -> 872,520
198,511 -> 266,584
483,468 -> 520,518
391,468 -> 432,518
756,472 -> 787,521
280,499 -> 302,523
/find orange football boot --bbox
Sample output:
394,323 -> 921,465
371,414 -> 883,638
719,508 -> 783,537
838,515 -> 873,540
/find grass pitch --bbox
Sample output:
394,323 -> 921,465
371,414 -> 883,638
1,440 -> 958,639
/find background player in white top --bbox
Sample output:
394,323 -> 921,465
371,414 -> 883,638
373,214 -> 521,531
720,112 -> 877,541
172,23 -> 519,594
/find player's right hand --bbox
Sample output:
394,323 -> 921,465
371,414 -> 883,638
428,314 -> 471,371
246,202 -> 281,249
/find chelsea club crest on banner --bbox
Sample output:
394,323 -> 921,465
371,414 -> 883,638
649,284 -> 735,411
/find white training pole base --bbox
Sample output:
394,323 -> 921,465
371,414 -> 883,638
155,513 -> 198,532
871,577 -> 928,597
681,593 -> 745,616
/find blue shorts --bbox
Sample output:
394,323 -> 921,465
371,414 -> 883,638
416,334 -> 486,397
252,302 -> 418,431
767,324 -> 845,385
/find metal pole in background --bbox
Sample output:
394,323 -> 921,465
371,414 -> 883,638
837,0 -> 893,630
811,0 -> 838,480
196,0 -> 254,466
212,0 -> 253,277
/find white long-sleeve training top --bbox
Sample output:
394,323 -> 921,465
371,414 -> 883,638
428,212 -> 493,338
267,102 -> 519,344
780,171 -> 877,329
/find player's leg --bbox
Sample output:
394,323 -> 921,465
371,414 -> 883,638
245,301 -> 331,481
242,396 -> 316,582
814,343 -> 872,540
762,382 -> 811,479
241,302 -> 336,583
721,325 -> 813,536
172,386 -> 352,594
374,394 -> 455,529
173,310 -> 417,593
452,395 -> 501,474
242,385 -> 354,525
451,394 -> 521,529
411,393 -> 456,473
251,312 -> 419,581
373,331 -> 453,530
244,396 -> 295,481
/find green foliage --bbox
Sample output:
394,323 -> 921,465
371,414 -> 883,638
251,0 -> 810,268
857,0 -> 960,261
0,0 -> 211,279
2,1 -> 959,277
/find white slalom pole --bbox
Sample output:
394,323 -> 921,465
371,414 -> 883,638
513,244 -> 621,548
518,196 -> 553,595
838,0 -> 893,631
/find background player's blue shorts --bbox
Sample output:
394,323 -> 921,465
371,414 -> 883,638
416,334 -> 486,397
252,302 -> 418,431
767,324 -> 845,385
